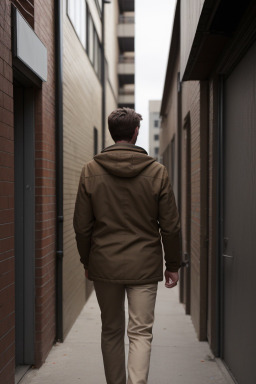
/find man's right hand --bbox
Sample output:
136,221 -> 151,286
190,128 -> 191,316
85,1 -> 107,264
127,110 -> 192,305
164,270 -> 179,288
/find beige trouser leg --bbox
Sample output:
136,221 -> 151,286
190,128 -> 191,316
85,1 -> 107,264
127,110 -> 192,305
94,282 -> 158,384
126,284 -> 158,384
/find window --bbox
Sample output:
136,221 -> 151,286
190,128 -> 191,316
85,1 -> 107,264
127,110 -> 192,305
154,147 -> 159,156
94,30 -> 101,79
68,0 -> 102,81
94,31 -> 99,73
154,134 -> 159,141
94,127 -> 98,155
67,0 -> 87,49
87,9 -> 102,80
88,13 -> 94,63
79,0 -> 86,48
98,39 -> 102,80
154,120 -> 159,128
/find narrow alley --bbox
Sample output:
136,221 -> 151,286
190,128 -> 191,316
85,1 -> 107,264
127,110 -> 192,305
1,1 -> 256,383
20,282 -> 233,384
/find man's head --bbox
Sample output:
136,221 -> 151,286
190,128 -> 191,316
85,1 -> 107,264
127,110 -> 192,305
108,108 -> 143,144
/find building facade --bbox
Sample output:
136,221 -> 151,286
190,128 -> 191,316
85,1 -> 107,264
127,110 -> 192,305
117,0 -> 135,110
148,100 -> 161,163
0,0 -> 136,383
160,1 -> 256,383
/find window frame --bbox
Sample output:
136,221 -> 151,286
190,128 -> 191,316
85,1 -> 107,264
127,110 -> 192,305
94,0 -> 103,17
88,11 -> 94,64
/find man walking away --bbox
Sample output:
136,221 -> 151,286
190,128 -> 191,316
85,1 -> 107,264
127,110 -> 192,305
73,108 -> 181,384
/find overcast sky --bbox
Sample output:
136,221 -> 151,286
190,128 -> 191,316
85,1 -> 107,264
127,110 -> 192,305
135,0 -> 176,151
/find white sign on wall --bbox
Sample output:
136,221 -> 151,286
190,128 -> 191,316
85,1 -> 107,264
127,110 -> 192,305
13,7 -> 47,82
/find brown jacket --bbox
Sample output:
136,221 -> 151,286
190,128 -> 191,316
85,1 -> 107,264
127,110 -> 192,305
73,143 -> 181,284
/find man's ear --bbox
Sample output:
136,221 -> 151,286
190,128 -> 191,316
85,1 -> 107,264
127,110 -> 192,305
130,127 -> 139,144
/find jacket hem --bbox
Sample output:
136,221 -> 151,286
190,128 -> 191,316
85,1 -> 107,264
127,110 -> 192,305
88,276 -> 164,285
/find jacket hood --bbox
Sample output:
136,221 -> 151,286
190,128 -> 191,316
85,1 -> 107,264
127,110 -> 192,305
94,143 -> 156,178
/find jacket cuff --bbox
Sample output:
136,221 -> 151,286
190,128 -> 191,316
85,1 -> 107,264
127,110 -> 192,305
75,233 -> 91,269
162,231 -> 181,272
165,265 -> 180,272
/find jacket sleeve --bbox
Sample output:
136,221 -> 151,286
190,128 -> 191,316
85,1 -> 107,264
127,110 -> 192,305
73,167 -> 94,269
158,166 -> 181,272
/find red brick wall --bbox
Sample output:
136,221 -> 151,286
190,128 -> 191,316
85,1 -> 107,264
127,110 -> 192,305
1,1 -> 56,382
181,80 -> 208,341
182,81 -> 202,333
0,1 -> 15,384
33,0 -> 56,368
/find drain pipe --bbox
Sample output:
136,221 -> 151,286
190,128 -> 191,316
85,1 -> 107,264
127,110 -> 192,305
55,0 -> 63,342
101,1 -> 106,150
102,0 -> 111,150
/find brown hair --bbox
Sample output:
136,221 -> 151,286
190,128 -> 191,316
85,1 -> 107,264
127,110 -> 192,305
108,108 -> 143,142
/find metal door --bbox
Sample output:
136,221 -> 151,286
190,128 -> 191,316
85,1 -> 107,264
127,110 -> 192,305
222,41 -> 256,384
14,85 -> 35,366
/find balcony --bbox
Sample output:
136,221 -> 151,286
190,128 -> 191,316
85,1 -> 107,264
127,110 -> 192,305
118,55 -> 134,86
118,0 -> 134,13
118,15 -> 135,53
118,86 -> 135,108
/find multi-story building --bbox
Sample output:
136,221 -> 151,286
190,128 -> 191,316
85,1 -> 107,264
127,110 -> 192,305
160,1 -> 256,383
148,100 -> 161,163
117,0 -> 135,110
0,1 -> 136,383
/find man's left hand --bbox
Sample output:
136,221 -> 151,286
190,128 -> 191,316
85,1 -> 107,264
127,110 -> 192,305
165,270 -> 179,288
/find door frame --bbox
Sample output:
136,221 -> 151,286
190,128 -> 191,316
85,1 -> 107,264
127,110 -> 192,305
182,112 -> 191,315
217,75 -> 224,358
14,83 -> 35,366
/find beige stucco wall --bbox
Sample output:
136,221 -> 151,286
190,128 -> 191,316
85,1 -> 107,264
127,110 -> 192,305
62,0 -> 102,339
62,0 -> 120,338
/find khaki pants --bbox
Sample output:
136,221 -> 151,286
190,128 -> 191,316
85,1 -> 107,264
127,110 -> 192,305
94,282 -> 158,384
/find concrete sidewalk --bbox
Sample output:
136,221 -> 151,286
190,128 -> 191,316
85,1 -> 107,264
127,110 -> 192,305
20,283 -> 234,384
